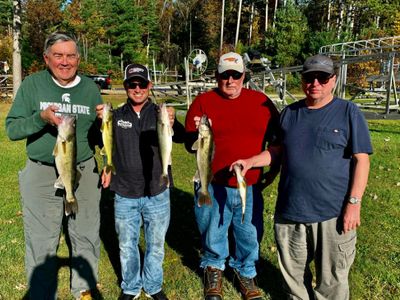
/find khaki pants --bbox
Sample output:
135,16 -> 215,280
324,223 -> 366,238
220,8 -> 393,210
18,158 -> 101,299
274,216 -> 357,300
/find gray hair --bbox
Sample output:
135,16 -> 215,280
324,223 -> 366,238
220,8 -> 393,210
43,32 -> 80,55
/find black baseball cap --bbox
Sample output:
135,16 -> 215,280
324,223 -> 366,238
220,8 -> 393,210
302,54 -> 334,75
124,63 -> 150,83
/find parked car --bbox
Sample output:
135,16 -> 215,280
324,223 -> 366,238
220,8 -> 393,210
86,74 -> 112,90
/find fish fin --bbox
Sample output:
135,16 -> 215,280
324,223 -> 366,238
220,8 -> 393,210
100,147 -> 106,156
198,193 -> 212,207
74,170 -> 82,188
64,198 -> 78,216
191,139 -> 199,151
160,174 -> 170,188
52,143 -> 58,156
54,176 -> 64,189
193,170 -> 200,182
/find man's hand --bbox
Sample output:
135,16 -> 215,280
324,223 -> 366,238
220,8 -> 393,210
96,104 -> 104,119
167,106 -> 175,127
229,159 -> 253,177
40,105 -> 62,126
193,116 -> 212,129
342,202 -> 361,234
101,168 -> 112,188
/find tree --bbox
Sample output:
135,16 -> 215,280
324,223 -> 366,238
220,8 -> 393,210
24,0 -> 63,61
265,3 -> 308,67
0,0 -> 13,35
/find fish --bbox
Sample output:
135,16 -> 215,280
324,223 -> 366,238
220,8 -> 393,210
53,115 -> 79,216
233,164 -> 247,223
100,102 -> 115,174
192,115 -> 214,207
157,103 -> 174,187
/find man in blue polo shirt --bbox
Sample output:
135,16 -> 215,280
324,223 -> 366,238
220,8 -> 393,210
231,54 -> 372,299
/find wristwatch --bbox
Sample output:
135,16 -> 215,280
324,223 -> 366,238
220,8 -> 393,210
348,196 -> 361,204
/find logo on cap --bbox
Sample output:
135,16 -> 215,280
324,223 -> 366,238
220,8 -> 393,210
224,57 -> 238,63
129,67 -> 144,74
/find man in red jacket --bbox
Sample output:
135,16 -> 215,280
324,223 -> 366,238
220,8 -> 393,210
185,52 -> 279,300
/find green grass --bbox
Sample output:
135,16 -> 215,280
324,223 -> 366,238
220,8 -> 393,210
1,100 -> 400,299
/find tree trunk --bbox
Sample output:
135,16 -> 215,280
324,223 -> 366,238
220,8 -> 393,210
337,0 -> 345,38
249,2 -> 255,46
273,0 -> 278,29
327,0 -> 331,30
220,0 -> 225,52
235,0 -> 243,49
265,0 -> 269,32
12,0 -> 22,99
108,38 -> 112,64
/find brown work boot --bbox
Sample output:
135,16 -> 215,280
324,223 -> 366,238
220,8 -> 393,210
203,266 -> 223,300
234,270 -> 263,300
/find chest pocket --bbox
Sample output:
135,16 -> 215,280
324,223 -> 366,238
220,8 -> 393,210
315,127 -> 347,150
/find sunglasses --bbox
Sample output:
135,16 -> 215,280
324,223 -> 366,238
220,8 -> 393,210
219,71 -> 243,80
302,73 -> 334,84
127,81 -> 148,89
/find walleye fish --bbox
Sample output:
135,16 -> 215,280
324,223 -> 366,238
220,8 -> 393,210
53,115 -> 79,216
192,115 -> 214,207
233,164 -> 247,223
100,102 -> 115,174
157,103 -> 174,187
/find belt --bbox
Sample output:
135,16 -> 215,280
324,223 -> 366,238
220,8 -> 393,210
29,158 -> 55,167
29,157 -> 93,167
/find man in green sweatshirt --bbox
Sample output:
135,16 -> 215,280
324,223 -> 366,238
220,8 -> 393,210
5,32 -> 102,300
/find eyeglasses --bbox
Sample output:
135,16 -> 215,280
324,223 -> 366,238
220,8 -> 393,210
219,71 -> 243,80
302,73 -> 334,84
127,81 -> 148,89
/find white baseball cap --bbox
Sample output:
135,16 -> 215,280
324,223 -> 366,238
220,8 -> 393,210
217,52 -> 244,74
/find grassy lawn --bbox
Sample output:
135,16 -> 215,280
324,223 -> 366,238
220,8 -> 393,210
0,96 -> 399,299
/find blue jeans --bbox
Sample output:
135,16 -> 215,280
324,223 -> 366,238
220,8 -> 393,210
114,189 -> 170,296
194,183 -> 263,278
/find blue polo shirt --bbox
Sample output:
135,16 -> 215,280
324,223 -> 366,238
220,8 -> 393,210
275,97 -> 373,223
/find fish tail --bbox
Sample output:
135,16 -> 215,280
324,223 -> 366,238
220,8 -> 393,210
64,198 -> 78,216
105,164 -> 116,175
160,174 -> 170,187
198,193 -> 212,207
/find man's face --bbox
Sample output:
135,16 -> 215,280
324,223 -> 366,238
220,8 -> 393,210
43,40 -> 80,86
217,70 -> 245,99
125,78 -> 151,105
302,72 -> 336,103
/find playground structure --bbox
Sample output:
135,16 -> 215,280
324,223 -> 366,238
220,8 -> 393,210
150,36 -> 400,119
320,36 -> 399,117
3,37 -> 399,118
0,61 -> 12,101
242,36 -> 400,118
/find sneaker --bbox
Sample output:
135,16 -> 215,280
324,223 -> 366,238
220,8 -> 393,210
119,293 -> 140,300
234,270 -> 263,300
145,290 -> 169,300
77,290 -> 92,300
204,266 -> 223,300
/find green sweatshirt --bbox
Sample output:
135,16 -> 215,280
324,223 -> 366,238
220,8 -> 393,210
6,70 -> 103,164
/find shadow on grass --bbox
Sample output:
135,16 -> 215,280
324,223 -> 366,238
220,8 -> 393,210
22,255 -> 103,300
167,187 -> 202,273
166,186 -> 285,299
99,187 -> 122,285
